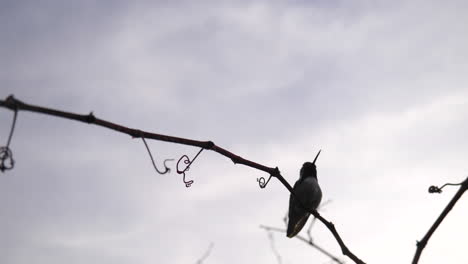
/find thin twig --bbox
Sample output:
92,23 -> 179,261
412,176 -> 468,264
195,242 -> 214,264
260,225 -> 345,264
307,217 -> 317,242
266,230 -> 283,264
0,95 -> 365,264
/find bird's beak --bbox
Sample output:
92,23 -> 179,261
312,149 -> 321,165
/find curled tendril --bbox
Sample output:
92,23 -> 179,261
177,155 -> 194,187
428,181 -> 464,194
1,109 -> 18,173
176,148 -> 204,188
257,174 -> 273,189
0,146 -> 14,172
428,186 -> 442,193
141,137 -> 173,175
163,159 -> 174,173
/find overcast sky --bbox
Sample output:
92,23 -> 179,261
1,1 -> 468,264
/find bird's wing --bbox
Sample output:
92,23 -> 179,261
286,180 -> 310,238
287,211 -> 309,238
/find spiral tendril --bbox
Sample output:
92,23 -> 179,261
0,147 -> 14,172
176,148 -> 204,188
1,110 -> 18,173
428,180 -> 465,194
257,175 -> 273,189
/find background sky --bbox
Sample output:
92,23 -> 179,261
1,1 -> 468,263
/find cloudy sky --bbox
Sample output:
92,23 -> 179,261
1,1 -> 468,263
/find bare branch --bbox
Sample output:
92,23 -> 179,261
0,95 -> 365,264
260,225 -> 345,264
412,176 -> 468,264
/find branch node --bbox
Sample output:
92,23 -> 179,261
5,94 -> 15,103
4,95 -> 19,111
205,141 -> 215,149
416,240 -> 426,248
86,112 -> 96,123
231,155 -> 241,164
273,167 -> 280,176
131,129 -> 142,138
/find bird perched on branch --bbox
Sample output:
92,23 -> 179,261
287,150 -> 322,238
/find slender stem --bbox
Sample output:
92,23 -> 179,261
412,176 -> 468,264
0,95 -> 365,264
6,109 -> 17,148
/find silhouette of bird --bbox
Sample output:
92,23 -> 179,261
287,150 -> 322,238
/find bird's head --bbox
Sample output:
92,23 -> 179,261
300,150 -> 321,179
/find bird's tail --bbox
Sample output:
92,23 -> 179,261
286,214 -> 309,238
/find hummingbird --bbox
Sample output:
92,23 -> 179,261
287,150 -> 322,238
